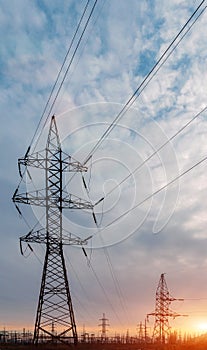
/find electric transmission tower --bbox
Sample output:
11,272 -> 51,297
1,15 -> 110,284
137,319 -> 147,343
13,116 -> 93,345
137,321 -> 144,343
147,273 -> 187,344
99,313 -> 109,341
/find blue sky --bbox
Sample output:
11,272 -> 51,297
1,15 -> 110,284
1,0 -> 207,337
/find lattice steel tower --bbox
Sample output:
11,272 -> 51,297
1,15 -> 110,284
147,273 -> 187,344
13,116 -> 93,345
99,313 -> 109,340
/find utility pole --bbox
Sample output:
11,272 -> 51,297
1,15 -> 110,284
13,116 -> 93,345
147,273 -> 187,344
99,313 -> 109,341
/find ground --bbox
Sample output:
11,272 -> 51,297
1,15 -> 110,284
1,342 -> 207,350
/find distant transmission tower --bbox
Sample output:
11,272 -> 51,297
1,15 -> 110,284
137,319 -> 147,343
99,313 -> 109,341
147,273 -> 187,344
13,116 -> 93,345
137,321 -> 144,342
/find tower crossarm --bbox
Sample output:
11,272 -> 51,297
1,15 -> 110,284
147,311 -> 187,319
18,150 -> 87,172
61,191 -> 93,209
18,150 -> 46,170
168,295 -> 184,302
61,151 -> 88,172
20,228 -> 90,246
20,228 -> 47,244
13,189 -> 93,209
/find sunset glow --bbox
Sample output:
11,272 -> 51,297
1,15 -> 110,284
196,322 -> 207,334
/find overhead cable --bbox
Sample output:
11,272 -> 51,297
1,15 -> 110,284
95,104 -> 207,204
31,0 -> 98,152
92,153 -> 207,237
82,248 -> 124,326
83,0 -> 206,165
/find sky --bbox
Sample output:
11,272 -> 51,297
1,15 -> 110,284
1,0 -> 207,339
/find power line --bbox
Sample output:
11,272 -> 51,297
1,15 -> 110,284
95,104 -> 207,204
31,0 -> 99,152
54,0 -> 108,114
82,175 -> 130,325
61,0 -> 206,194
81,169 -> 130,326
38,0 -> 99,137
82,0 -> 206,165
15,0 -> 100,193
14,0 -> 94,191
40,0 -> 206,203
101,243 -> 130,325
65,253 -> 98,324
82,248 -> 125,327
92,153 -> 207,238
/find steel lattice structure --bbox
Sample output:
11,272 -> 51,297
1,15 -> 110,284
99,313 -> 109,340
13,116 -> 93,345
147,273 -> 187,344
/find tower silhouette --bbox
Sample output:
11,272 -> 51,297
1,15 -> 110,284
147,273 -> 187,344
99,313 -> 109,341
13,116 -> 93,345
137,319 -> 147,343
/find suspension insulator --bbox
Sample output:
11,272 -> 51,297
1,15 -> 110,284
82,247 -> 87,257
82,176 -> 87,190
24,146 -> 31,159
92,212 -> 97,225
15,204 -> 22,216
18,161 -> 22,178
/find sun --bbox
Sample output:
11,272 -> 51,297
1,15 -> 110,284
197,323 -> 207,333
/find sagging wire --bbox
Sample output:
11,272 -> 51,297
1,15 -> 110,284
81,245 -> 124,326
82,163 -> 118,284
94,105 -> 207,209
89,205 -> 130,325
55,0 -> 107,116
29,0 -> 92,152
82,1 -> 207,166
91,152 -> 207,240
65,254 -> 101,324
79,175 -> 127,325
32,0 -> 100,153
58,2 -> 207,206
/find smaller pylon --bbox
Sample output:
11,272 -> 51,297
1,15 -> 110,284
137,319 -> 148,343
147,273 -> 187,344
137,322 -> 144,342
99,313 -> 109,341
